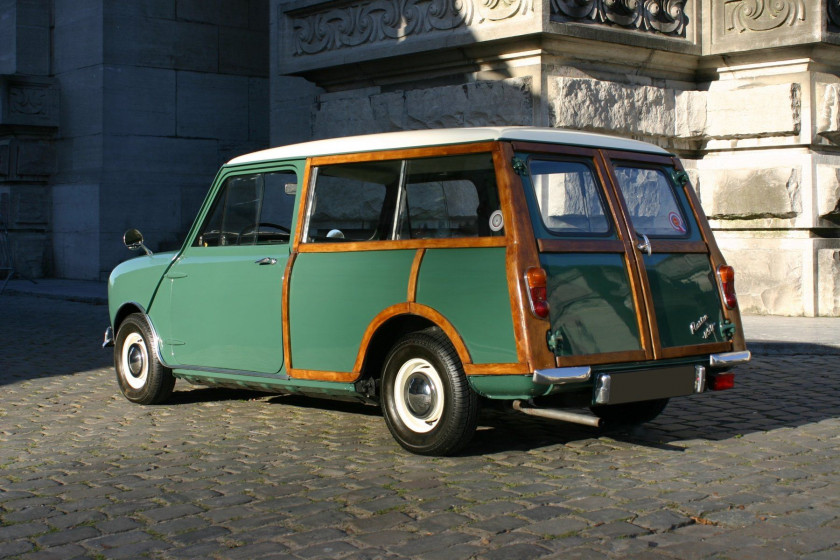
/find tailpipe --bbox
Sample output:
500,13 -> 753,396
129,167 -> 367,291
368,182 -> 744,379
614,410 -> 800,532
512,400 -> 602,428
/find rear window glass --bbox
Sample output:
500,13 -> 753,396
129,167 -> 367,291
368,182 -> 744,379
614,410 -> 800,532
613,166 -> 689,238
529,159 -> 610,235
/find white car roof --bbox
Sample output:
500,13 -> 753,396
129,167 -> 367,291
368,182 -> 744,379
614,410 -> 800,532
227,127 -> 670,165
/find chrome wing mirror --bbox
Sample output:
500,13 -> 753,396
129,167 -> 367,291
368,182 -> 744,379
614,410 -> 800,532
123,228 -> 153,256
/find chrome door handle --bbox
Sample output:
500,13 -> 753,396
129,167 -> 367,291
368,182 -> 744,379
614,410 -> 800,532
636,234 -> 652,256
255,257 -> 277,265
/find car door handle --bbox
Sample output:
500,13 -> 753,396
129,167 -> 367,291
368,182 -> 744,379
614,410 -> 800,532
255,257 -> 277,265
636,234 -> 652,256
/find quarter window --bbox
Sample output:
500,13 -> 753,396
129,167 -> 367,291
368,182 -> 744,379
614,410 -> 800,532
399,153 -> 502,239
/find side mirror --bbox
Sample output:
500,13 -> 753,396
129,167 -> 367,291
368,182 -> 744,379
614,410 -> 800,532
123,228 -> 153,256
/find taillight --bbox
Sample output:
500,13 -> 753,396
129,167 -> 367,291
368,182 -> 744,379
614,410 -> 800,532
525,267 -> 549,319
717,265 -> 737,309
708,372 -> 735,391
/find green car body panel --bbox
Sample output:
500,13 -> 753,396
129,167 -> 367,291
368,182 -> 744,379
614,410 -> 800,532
416,247 -> 517,364
108,251 -> 178,324
289,250 -> 414,372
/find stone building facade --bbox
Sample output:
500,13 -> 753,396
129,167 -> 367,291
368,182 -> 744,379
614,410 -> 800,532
269,0 -> 840,317
1,0 -> 268,280
3,0 -> 840,316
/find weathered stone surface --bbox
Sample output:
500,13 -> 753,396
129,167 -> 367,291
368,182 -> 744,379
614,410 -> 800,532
716,236 -> 808,316
701,167 -> 801,220
816,165 -> 840,223
703,83 -> 801,140
549,77 -> 675,140
312,78 -> 533,139
818,248 -> 840,316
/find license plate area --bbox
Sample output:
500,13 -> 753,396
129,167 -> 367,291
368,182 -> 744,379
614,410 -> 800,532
593,365 -> 696,405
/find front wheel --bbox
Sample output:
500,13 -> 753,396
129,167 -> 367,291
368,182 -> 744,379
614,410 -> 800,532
590,398 -> 669,426
380,329 -> 478,456
114,313 -> 175,404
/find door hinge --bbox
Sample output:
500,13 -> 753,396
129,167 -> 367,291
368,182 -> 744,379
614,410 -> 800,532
673,170 -> 690,186
719,320 -> 736,341
512,157 -> 528,176
546,328 -> 563,354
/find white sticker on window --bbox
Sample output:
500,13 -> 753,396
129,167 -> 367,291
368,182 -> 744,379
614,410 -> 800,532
489,210 -> 504,232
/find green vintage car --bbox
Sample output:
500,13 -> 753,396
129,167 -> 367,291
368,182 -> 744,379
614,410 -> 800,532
104,127 -> 750,455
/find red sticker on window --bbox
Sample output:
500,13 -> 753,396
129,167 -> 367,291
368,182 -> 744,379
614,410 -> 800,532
669,212 -> 686,233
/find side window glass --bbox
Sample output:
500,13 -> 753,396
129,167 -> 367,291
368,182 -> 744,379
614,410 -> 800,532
399,153 -> 502,239
614,166 -> 689,238
255,171 -> 296,244
306,161 -> 401,242
529,159 -> 610,235
195,174 -> 261,247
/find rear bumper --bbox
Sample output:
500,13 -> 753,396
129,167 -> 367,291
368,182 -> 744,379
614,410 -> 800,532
531,350 -> 751,406
709,350 -> 751,368
532,350 -> 752,387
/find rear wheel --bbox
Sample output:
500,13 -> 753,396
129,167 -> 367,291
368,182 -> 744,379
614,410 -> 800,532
114,313 -> 175,404
380,329 -> 478,456
590,398 -> 669,426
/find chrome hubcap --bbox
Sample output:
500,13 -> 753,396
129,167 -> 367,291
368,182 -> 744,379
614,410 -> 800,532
121,332 -> 149,390
127,344 -> 145,377
405,372 -> 436,419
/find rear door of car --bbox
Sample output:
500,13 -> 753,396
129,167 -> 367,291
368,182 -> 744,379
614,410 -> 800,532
516,144 -> 734,368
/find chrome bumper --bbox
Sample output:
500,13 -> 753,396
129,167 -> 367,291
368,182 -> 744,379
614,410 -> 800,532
102,326 -> 114,348
532,366 -> 591,386
709,350 -> 751,368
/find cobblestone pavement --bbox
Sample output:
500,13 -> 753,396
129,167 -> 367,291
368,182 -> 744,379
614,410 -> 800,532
1,295 -> 838,559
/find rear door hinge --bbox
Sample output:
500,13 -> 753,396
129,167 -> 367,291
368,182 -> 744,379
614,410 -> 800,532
512,157 -> 528,176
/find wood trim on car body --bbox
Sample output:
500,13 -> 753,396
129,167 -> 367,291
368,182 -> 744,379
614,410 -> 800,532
537,239 -> 626,253
281,252 -> 297,370
287,300 -> 531,383
598,151 -> 662,360
296,237 -> 507,253
407,249 -> 425,303
494,142 -> 555,372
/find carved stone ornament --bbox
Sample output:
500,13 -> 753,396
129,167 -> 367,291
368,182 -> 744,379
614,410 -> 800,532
9,86 -> 47,116
829,0 -> 840,30
550,0 -> 688,37
724,0 -> 805,34
291,0 -> 533,56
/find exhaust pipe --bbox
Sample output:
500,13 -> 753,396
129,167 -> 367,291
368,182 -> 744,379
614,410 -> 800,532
512,400 -> 602,428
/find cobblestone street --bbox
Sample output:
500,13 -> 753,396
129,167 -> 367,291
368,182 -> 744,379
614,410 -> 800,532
1,294 -> 838,559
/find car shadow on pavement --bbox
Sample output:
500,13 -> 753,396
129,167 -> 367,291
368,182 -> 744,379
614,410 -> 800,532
156,352 -> 840,456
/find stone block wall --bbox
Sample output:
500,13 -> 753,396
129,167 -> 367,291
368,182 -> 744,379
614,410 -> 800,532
269,0 -> 840,316
46,0 -> 270,280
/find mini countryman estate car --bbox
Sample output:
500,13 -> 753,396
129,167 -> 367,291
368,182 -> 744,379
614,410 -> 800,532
105,127 -> 750,455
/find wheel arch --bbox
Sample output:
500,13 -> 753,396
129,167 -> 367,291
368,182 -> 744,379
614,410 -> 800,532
355,304 -> 473,388
113,301 -> 147,333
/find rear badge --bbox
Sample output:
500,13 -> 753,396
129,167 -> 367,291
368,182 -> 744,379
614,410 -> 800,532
489,210 -> 504,232
669,212 -> 686,233
690,314 -> 716,339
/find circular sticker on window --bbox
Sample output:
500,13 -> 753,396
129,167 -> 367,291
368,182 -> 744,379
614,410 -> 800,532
669,212 -> 686,233
489,210 -> 504,232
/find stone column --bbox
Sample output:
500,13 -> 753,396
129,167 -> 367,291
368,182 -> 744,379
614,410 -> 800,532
0,0 -> 57,279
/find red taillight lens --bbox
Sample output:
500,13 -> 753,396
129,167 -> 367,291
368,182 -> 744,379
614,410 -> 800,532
717,265 -> 737,309
708,372 -> 735,391
525,267 -> 549,319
